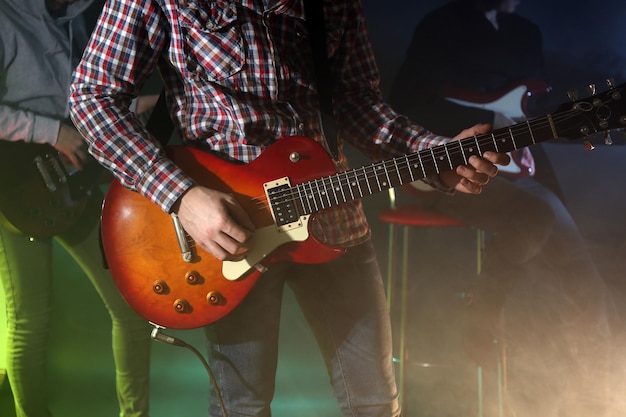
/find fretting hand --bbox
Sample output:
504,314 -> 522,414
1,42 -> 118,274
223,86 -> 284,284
54,123 -> 90,170
439,123 -> 511,194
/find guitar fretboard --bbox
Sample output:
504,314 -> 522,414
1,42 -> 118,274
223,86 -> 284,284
287,114 -> 559,216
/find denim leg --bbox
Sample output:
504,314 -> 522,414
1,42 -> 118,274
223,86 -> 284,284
204,263 -> 287,417
204,240 -> 399,417
58,214 -> 152,417
0,225 -> 54,417
288,240 -> 400,417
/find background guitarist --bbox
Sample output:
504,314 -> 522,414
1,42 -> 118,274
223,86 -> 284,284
68,1 -> 509,416
0,0 -> 153,416
388,0 -> 612,416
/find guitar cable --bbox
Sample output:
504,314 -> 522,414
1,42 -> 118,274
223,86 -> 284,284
150,324 -> 229,417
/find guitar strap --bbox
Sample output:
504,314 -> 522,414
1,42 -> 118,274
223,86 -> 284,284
146,89 -> 174,147
303,0 -> 339,160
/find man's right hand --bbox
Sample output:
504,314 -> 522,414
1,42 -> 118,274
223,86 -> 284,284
54,123 -> 90,170
174,185 -> 256,262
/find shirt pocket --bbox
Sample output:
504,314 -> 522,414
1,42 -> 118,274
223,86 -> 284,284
178,0 -> 245,81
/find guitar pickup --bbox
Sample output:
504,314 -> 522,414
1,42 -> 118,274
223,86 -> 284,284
264,177 -> 303,232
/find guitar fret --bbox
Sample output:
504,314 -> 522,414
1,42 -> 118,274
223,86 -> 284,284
445,140 -> 465,168
307,182 -> 317,212
404,155 -> 416,182
305,181 -> 318,213
319,178 -> 331,209
395,154 -> 419,185
429,147 -> 440,174
490,132 -> 499,153
330,175 -> 341,206
382,161 -> 392,189
353,170 -> 363,198
459,140 -> 468,164
508,127 -> 518,150
386,158 -> 400,188
362,166 -> 373,195
443,143 -> 453,170
474,135 -> 483,156
343,171 -> 355,201
416,152 -> 427,178
294,184 -> 307,215
335,173 -> 347,204
324,177 -> 334,206
373,164 -> 383,192
527,120 -> 536,144
327,177 -> 336,206
296,183 -> 309,215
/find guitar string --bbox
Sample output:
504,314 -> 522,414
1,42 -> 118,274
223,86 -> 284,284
179,109 -> 588,248
257,108 -> 586,213
250,109 -> 578,213
181,109 -> 586,251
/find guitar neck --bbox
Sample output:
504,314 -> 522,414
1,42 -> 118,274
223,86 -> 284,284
292,114 -> 560,216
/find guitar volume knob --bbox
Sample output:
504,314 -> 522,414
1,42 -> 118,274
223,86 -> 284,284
206,291 -> 225,306
173,298 -> 191,313
185,271 -> 200,285
152,280 -> 169,294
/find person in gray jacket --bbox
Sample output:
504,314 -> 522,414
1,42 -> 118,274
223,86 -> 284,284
0,0 -> 152,416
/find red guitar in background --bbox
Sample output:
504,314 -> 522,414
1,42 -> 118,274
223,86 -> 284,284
444,78 -> 551,179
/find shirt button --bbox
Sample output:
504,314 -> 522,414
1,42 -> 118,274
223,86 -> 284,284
298,123 -> 305,132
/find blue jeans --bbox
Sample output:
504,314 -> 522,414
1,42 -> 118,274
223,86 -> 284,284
204,239 -> 400,417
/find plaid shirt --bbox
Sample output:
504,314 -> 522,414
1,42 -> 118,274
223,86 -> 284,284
69,0 -> 448,247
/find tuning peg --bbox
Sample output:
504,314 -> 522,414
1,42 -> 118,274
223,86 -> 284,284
604,131 -> 613,146
588,84 -> 597,95
607,77 -> 616,88
583,139 -> 595,151
567,89 -> 579,101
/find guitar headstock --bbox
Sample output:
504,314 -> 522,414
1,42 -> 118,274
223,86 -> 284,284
553,79 -> 626,145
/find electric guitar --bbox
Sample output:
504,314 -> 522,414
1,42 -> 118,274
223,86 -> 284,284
101,81 -> 626,329
444,78 -> 551,120
445,79 -> 552,178
0,141 -> 104,238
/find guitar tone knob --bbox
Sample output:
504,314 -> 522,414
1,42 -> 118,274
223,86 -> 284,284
185,271 -> 200,284
206,291 -> 225,306
173,298 -> 191,313
152,280 -> 168,294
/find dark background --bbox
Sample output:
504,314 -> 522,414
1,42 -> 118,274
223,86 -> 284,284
362,0 -> 626,101
360,0 -> 626,305
2,1 -> 625,416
